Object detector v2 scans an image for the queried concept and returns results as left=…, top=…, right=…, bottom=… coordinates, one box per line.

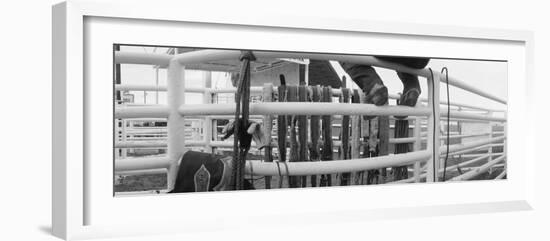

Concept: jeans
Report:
left=340, top=56, right=429, bottom=94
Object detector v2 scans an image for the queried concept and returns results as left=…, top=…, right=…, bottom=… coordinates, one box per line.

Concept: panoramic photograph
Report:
left=113, top=45, right=507, bottom=195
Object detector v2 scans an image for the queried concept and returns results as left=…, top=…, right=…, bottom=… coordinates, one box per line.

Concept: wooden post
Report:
left=262, top=83, right=274, bottom=189
left=309, top=86, right=322, bottom=187
left=340, top=88, right=351, bottom=185
left=203, top=71, right=213, bottom=153
left=277, top=85, right=288, bottom=188
left=426, top=72, right=441, bottom=182
left=320, top=86, right=333, bottom=187
left=298, top=85, right=309, bottom=187
left=167, top=59, right=186, bottom=190
left=287, top=86, right=300, bottom=188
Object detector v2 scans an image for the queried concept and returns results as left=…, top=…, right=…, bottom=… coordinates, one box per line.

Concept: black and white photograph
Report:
left=2, top=0, right=546, bottom=240
left=113, top=45, right=507, bottom=195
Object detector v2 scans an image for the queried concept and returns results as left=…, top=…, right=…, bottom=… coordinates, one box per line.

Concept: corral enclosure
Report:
left=113, top=45, right=507, bottom=195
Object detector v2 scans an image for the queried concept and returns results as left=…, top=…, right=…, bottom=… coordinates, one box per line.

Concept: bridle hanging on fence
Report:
left=231, top=51, right=256, bottom=190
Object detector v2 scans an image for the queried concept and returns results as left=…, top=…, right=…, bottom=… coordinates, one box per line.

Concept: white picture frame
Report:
left=52, top=0, right=535, bottom=240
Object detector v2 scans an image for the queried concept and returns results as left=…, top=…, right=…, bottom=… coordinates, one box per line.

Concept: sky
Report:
left=119, top=46, right=507, bottom=113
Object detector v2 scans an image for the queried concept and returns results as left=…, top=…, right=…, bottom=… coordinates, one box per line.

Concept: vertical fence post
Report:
left=167, top=59, right=186, bottom=191
left=203, top=71, right=213, bottom=153
left=426, top=72, right=441, bottom=182
left=413, top=102, right=422, bottom=183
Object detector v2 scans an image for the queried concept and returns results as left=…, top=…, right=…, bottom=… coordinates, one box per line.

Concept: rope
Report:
left=231, top=51, right=256, bottom=190
left=441, top=67, right=451, bottom=181
left=427, top=67, right=451, bottom=182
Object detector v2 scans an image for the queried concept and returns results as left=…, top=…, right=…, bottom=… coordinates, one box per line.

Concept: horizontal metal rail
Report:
left=116, top=168, right=168, bottom=176
left=442, top=111, right=506, bottom=122
left=495, top=170, right=507, bottom=179
left=115, top=141, right=168, bottom=148
left=115, top=103, right=503, bottom=123
left=245, top=150, right=431, bottom=176
left=450, top=155, right=506, bottom=181
left=115, top=50, right=506, bottom=104
left=116, top=84, right=505, bottom=113
left=115, top=106, right=170, bottom=118
left=170, top=50, right=506, bottom=104
left=389, top=94, right=504, bottom=112
left=179, top=103, right=432, bottom=116
left=115, top=52, right=172, bottom=66
left=440, top=136, right=506, bottom=154
left=115, top=156, right=171, bottom=171
left=115, top=84, right=211, bottom=93
left=448, top=144, right=492, bottom=156
left=391, top=153, right=501, bottom=184
left=114, top=137, right=505, bottom=174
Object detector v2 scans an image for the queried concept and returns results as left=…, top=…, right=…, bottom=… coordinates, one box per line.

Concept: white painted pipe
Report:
left=113, top=140, right=505, bottom=174
left=208, top=87, right=263, bottom=94
left=167, top=59, right=186, bottom=190
left=116, top=84, right=168, bottom=92
left=120, top=118, right=167, bottom=122
left=391, top=153, right=502, bottom=184
left=441, top=136, right=505, bottom=155
left=450, top=155, right=506, bottom=181
left=442, top=133, right=492, bottom=139
left=115, top=51, right=172, bottom=66
left=115, top=84, right=207, bottom=93
left=118, top=49, right=506, bottom=104
left=442, top=111, right=506, bottom=122
left=117, top=86, right=503, bottom=113
left=115, top=141, right=167, bottom=148
left=123, top=130, right=167, bottom=135
left=115, top=106, right=170, bottom=118
left=447, top=144, right=492, bottom=156
left=115, top=156, right=171, bottom=171
left=426, top=72, right=441, bottom=182
left=459, top=153, right=503, bottom=158
left=244, top=150, right=431, bottom=176
left=413, top=103, right=422, bottom=183
left=256, top=51, right=506, bottom=104
left=116, top=168, right=168, bottom=176
left=178, top=103, right=432, bottom=116
left=495, top=170, right=507, bottom=179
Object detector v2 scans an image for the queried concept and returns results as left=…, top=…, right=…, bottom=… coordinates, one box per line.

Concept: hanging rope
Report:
left=441, top=67, right=451, bottom=181
left=231, top=51, right=256, bottom=190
